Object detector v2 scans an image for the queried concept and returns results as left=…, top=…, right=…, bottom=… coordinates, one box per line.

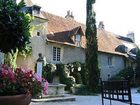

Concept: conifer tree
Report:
left=85, top=0, right=100, bottom=92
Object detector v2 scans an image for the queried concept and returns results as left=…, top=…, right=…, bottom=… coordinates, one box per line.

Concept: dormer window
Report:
left=75, top=34, right=81, bottom=41
left=33, top=9, right=40, bottom=15
left=75, top=34, right=81, bottom=47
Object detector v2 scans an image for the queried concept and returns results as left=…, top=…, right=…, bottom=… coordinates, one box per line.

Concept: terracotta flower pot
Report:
left=0, top=93, right=31, bottom=105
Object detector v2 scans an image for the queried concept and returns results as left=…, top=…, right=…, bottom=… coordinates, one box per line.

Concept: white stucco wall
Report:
left=63, top=46, right=85, bottom=64
left=16, top=35, right=47, bottom=70
left=98, top=52, right=125, bottom=80
left=44, top=42, right=85, bottom=64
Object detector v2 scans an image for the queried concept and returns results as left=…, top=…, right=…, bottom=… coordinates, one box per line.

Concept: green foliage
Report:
left=18, top=46, right=32, bottom=57
left=136, top=49, right=140, bottom=78
left=0, top=0, right=31, bottom=53
left=86, top=0, right=100, bottom=92
left=110, top=67, right=134, bottom=80
left=69, top=62, right=82, bottom=84
left=72, top=84, right=97, bottom=95
left=42, top=62, right=88, bottom=91
left=42, top=63, right=55, bottom=83
left=31, top=79, right=42, bottom=97
left=56, top=64, right=75, bottom=90
left=135, top=49, right=140, bottom=85
left=80, top=63, right=88, bottom=85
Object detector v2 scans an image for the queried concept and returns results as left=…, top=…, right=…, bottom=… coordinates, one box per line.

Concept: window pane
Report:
left=53, top=47, right=56, bottom=61
left=53, top=47, right=61, bottom=61
left=57, top=48, right=61, bottom=61
left=76, top=34, right=80, bottom=41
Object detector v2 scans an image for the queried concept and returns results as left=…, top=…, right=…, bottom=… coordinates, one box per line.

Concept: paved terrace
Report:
left=30, top=88, right=140, bottom=105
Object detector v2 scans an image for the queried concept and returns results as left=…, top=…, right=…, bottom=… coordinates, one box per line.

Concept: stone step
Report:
left=31, top=96, right=75, bottom=102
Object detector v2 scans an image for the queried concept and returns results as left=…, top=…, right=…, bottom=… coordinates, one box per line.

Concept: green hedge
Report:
left=42, top=62, right=88, bottom=91
left=110, top=67, right=134, bottom=81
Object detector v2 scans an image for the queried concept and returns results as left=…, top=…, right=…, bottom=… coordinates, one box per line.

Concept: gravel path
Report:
left=30, top=95, right=128, bottom=105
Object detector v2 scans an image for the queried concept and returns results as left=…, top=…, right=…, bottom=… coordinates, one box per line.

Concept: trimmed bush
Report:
left=56, top=64, right=75, bottom=90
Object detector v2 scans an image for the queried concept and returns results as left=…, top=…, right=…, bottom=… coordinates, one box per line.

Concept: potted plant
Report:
left=0, top=64, right=48, bottom=105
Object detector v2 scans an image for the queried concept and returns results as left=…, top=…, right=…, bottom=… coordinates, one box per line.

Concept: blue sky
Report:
left=19, top=0, right=140, bottom=47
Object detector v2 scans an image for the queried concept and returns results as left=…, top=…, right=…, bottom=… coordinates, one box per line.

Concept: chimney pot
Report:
left=65, top=10, right=74, bottom=19
left=127, top=32, right=135, bottom=42
left=98, top=21, right=104, bottom=29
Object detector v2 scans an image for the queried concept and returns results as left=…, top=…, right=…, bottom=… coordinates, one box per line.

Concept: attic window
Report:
left=75, top=34, right=81, bottom=41
left=33, top=9, right=40, bottom=15
left=75, top=34, right=81, bottom=47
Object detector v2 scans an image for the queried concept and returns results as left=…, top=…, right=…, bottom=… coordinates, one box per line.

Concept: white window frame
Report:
left=53, top=47, right=61, bottom=62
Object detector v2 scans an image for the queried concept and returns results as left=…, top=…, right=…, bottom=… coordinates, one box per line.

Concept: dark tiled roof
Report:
left=47, top=30, right=74, bottom=45
left=97, top=29, right=126, bottom=56
left=116, top=36, right=133, bottom=43
left=41, top=11, right=86, bottom=33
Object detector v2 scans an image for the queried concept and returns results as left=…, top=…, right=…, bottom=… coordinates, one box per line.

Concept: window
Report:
left=37, top=32, right=40, bottom=36
left=53, top=47, right=61, bottom=61
left=75, top=34, right=81, bottom=47
left=33, top=10, right=40, bottom=15
left=108, top=56, right=112, bottom=66
left=75, top=34, right=81, bottom=41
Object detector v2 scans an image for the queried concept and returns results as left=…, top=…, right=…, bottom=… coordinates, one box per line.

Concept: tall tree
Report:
left=85, top=0, right=100, bottom=92
left=0, top=0, right=31, bottom=68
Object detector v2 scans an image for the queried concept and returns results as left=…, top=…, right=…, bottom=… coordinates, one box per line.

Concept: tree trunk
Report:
left=4, top=49, right=18, bottom=69
left=86, top=0, right=100, bottom=92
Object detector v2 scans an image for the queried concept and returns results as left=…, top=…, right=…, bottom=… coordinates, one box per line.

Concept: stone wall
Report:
left=44, top=42, right=85, bottom=64
left=98, top=52, right=125, bottom=80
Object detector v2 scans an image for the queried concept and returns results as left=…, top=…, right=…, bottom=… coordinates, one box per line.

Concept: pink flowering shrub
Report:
left=0, top=64, right=48, bottom=96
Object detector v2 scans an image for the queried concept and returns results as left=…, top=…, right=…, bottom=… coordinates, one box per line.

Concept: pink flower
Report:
left=34, top=73, right=42, bottom=82
left=43, top=81, right=48, bottom=95
left=0, top=64, right=48, bottom=96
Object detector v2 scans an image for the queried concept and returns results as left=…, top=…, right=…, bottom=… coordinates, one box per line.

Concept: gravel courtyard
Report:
left=30, top=88, right=140, bottom=105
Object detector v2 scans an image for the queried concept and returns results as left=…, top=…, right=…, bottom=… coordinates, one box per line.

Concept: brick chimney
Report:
left=98, top=21, right=104, bottom=30
left=65, top=10, right=74, bottom=19
left=127, top=32, right=135, bottom=42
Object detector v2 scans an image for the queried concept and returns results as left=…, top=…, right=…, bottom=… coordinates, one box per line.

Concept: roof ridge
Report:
left=41, top=11, right=85, bottom=26
left=24, top=0, right=33, bottom=6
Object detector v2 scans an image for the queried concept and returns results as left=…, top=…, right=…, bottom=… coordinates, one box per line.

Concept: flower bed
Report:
left=0, top=64, right=48, bottom=97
